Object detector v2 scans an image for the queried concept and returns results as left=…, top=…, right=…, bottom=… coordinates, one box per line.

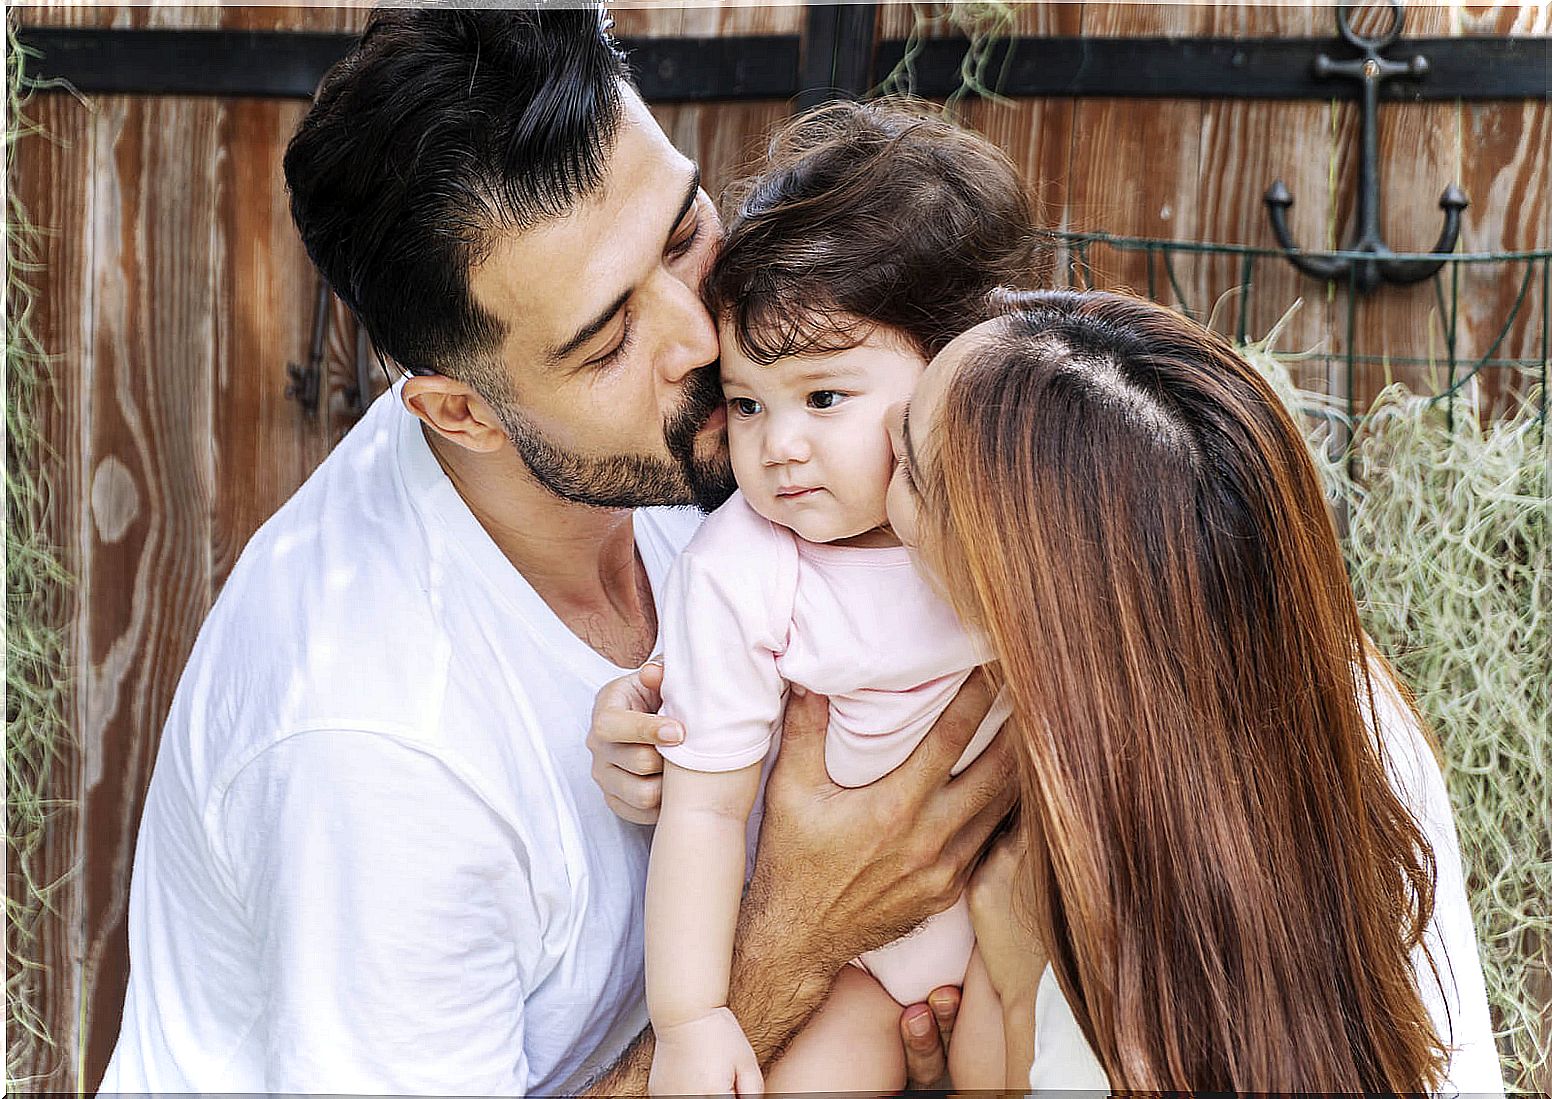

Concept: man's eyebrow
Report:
left=545, top=166, right=703, bottom=367
left=667, top=166, right=701, bottom=250
left=549, top=287, right=631, bottom=366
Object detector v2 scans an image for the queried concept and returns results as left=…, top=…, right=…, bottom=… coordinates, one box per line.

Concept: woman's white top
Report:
left=1026, top=671, right=1506, bottom=1095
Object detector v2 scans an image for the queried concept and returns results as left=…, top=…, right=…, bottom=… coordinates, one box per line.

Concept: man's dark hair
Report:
left=705, top=98, right=1038, bottom=365
left=283, top=7, right=631, bottom=383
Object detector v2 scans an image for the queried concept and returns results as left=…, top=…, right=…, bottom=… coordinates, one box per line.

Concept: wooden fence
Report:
left=8, top=2, right=1549, bottom=1092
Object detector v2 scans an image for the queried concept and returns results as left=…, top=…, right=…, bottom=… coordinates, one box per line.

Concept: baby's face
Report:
left=719, top=320, right=925, bottom=545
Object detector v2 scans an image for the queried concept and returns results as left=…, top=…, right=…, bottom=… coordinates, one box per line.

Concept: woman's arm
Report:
left=966, top=826, right=1047, bottom=1087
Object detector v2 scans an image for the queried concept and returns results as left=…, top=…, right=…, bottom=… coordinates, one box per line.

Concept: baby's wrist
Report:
left=653, top=1003, right=736, bottom=1036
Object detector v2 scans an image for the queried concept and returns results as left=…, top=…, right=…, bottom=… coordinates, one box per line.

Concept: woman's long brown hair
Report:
left=926, top=290, right=1447, bottom=1091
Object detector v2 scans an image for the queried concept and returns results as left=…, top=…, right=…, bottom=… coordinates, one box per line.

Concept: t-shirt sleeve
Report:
left=1369, top=673, right=1507, bottom=1096
left=217, top=730, right=539, bottom=1095
left=657, top=505, right=795, bottom=773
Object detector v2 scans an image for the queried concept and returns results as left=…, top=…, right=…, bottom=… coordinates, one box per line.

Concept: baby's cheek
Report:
left=725, top=420, right=759, bottom=489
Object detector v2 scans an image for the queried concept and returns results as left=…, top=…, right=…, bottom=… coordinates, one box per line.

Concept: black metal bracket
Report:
left=284, top=275, right=331, bottom=414
left=10, top=28, right=800, bottom=102
left=798, top=3, right=878, bottom=110
left=15, top=24, right=1545, bottom=103
left=1264, top=1, right=1470, bottom=293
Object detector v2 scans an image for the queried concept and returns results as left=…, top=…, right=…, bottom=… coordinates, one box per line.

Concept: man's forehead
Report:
left=466, top=95, right=694, bottom=360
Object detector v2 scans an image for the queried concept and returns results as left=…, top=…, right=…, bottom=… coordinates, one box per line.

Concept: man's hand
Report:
left=901, top=987, right=961, bottom=1090
left=730, top=672, right=1017, bottom=1063
left=751, top=672, right=1016, bottom=970
left=587, top=662, right=678, bottom=824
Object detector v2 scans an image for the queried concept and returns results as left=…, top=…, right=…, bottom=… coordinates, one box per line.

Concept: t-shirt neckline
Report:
left=391, top=387, right=671, bottom=681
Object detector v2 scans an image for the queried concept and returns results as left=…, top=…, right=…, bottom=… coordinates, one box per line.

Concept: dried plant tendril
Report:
left=6, top=25, right=76, bottom=1090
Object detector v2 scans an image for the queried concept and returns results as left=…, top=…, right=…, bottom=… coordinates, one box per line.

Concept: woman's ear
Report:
left=400, top=374, right=510, bottom=454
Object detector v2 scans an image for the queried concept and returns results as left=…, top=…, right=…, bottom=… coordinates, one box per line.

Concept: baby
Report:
left=646, top=100, right=1034, bottom=1095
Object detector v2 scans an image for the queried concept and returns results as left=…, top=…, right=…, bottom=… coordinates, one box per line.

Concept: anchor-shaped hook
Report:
left=1264, top=0, right=1468, bottom=293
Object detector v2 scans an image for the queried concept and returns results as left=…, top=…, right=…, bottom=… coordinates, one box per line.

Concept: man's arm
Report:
left=584, top=674, right=1016, bottom=1092
left=222, top=730, right=538, bottom=1094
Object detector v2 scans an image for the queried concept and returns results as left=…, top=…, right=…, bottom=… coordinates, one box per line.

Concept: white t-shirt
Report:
left=1026, top=670, right=1506, bottom=1096
left=98, top=383, right=702, bottom=1095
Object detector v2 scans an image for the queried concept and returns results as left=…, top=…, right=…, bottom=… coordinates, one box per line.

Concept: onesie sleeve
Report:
left=657, top=496, right=798, bottom=773
left=218, top=730, right=539, bottom=1095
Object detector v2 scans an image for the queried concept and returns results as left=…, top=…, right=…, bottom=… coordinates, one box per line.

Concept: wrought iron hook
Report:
left=1264, top=0, right=1468, bottom=294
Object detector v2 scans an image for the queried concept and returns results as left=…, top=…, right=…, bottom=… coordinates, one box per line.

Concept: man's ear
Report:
left=400, top=374, right=510, bottom=454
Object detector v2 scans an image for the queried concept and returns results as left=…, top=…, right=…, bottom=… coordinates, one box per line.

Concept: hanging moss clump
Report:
left=6, top=24, right=75, bottom=1090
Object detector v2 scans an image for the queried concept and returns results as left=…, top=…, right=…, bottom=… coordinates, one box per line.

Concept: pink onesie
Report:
left=658, top=492, right=1006, bottom=1005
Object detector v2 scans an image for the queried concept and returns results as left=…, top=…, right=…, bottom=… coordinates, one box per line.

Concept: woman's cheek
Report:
left=885, top=471, right=920, bottom=550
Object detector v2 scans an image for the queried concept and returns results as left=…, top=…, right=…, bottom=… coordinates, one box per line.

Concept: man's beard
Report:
left=486, top=365, right=736, bottom=513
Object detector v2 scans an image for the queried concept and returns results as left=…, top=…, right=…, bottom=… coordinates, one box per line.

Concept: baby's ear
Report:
left=401, top=375, right=509, bottom=454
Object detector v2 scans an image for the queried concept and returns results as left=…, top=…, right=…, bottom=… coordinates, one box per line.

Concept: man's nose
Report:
left=656, top=268, right=719, bottom=386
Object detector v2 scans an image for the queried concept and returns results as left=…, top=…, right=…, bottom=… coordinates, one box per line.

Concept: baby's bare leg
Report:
left=764, top=965, right=906, bottom=1093
left=948, top=945, right=1008, bottom=1089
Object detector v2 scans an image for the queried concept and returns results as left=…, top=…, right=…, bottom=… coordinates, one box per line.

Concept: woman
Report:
left=883, top=288, right=1504, bottom=1092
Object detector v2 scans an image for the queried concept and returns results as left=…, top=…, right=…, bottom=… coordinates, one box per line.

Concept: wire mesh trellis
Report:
left=1042, top=231, right=1552, bottom=433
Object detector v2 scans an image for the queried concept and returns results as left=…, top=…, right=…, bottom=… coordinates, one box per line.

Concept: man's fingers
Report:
left=901, top=1004, right=949, bottom=1090
left=943, top=780, right=1020, bottom=889
left=927, top=985, right=959, bottom=1052
left=773, top=688, right=832, bottom=782
left=603, top=794, right=657, bottom=826
left=611, top=743, right=665, bottom=778
left=948, top=718, right=1017, bottom=808
left=905, top=668, right=996, bottom=782
left=590, top=666, right=666, bottom=723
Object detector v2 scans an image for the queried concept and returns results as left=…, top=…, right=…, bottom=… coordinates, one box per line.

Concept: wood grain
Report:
left=76, top=93, right=226, bottom=1094
left=1196, top=3, right=1333, bottom=385
left=10, top=3, right=1550, bottom=1094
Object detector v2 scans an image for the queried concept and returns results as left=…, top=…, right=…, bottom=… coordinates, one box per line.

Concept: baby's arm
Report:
left=646, top=759, right=765, bottom=1096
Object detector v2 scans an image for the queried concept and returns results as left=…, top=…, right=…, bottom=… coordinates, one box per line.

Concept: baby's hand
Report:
left=650, top=1007, right=764, bottom=1097
left=587, top=661, right=685, bottom=825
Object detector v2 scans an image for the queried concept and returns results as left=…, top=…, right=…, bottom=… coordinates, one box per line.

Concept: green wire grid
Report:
left=1044, top=230, right=1551, bottom=435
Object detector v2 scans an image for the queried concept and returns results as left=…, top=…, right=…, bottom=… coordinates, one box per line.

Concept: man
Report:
left=98, top=7, right=1009, bottom=1095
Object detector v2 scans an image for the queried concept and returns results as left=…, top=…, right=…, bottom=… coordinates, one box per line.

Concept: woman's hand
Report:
left=966, top=822, right=1046, bottom=1012
left=587, top=662, right=680, bottom=824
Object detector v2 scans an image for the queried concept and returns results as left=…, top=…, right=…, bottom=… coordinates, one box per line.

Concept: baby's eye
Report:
left=808, top=391, right=845, bottom=410
left=730, top=397, right=762, bottom=417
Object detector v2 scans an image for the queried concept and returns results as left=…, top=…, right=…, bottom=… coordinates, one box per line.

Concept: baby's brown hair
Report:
left=706, top=98, right=1038, bottom=364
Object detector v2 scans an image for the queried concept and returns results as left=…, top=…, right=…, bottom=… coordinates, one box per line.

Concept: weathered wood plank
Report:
left=211, top=98, right=338, bottom=590
left=1197, top=4, right=1334, bottom=388
left=14, top=4, right=369, bottom=31
left=1063, top=6, right=1216, bottom=307
left=1451, top=5, right=1549, bottom=418
left=74, top=94, right=223, bottom=1092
